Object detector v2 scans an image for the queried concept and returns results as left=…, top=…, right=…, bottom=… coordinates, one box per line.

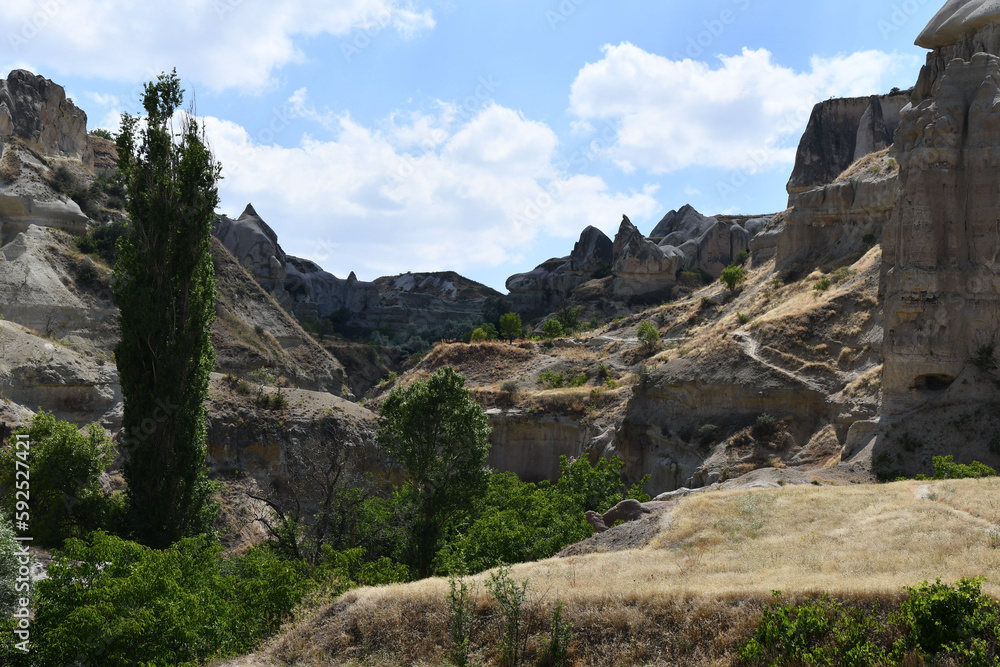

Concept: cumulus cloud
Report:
left=201, top=101, right=659, bottom=280
left=0, top=0, right=434, bottom=93
left=569, top=43, right=917, bottom=174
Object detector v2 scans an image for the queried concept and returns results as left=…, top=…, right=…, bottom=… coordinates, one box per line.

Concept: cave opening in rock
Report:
left=913, top=374, right=956, bottom=391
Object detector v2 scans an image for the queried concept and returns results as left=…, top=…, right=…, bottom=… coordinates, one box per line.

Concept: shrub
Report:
left=973, top=344, right=997, bottom=371
left=470, top=328, right=488, bottom=342
left=734, top=250, right=750, bottom=266
left=556, top=306, right=584, bottom=334
left=543, top=319, right=564, bottom=339
left=568, top=373, right=588, bottom=388
left=0, top=412, right=117, bottom=546
left=538, top=370, right=565, bottom=389
left=636, top=320, right=660, bottom=350
left=737, top=312, right=750, bottom=325
left=862, top=233, right=877, bottom=246
left=752, top=413, right=780, bottom=439
left=697, top=424, right=720, bottom=446
left=543, top=601, right=574, bottom=667
left=720, top=264, right=746, bottom=290
left=814, top=277, right=831, bottom=291
left=499, top=312, right=522, bottom=342
left=0, top=516, right=18, bottom=615
left=89, top=128, right=114, bottom=140
left=891, top=578, right=996, bottom=658
left=930, top=456, right=995, bottom=480
left=76, top=220, right=128, bottom=265
left=447, top=575, right=476, bottom=667
left=501, top=380, right=519, bottom=396
left=487, top=565, right=530, bottom=667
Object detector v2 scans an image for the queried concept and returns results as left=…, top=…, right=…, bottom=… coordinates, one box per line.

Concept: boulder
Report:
left=916, top=0, right=1000, bottom=48
left=584, top=499, right=651, bottom=533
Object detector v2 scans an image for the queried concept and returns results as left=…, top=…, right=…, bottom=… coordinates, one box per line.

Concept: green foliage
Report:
left=556, top=306, right=584, bottom=334
left=591, top=261, right=612, bottom=280
left=0, top=515, right=18, bottom=615
left=737, top=311, right=750, bottom=325
left=0, top=412, right=118, bottom=546
left=739, top=592, right=885, bottom=666
left=543, top=318, right=564, bottom=339
left=30, top=532, right=309, bottom=666
left=974, top=344, right=997, bottom=372
left=482, top=295, right=511, bottom=329
left=487, top=565, right=530, bottom=667
left=470, top=327, right=488, bottom=342
left=89, top=128, right=114, bottom=140
left=543, top=601, right=574, bottom=667
left=891, top=578, right=997, bottom=659
left=720, top=264, right=747, bottom=290
left=376, top=367, right=491, bottom=577
left=734, top=250, right=750, bottom=266
left=114, top=70, right=220, bottom=547
left=499, top=312, right=522, bottom=342
left=76, top=220, right=128, bottom=266
left=636, top=320, right=660, bottom=350
left=480, top=322, right=499, bottom=340
left=378, top=371, right=398, bottom=388
left=930, top=456, right=996, bottom=480
left=752, top=413, right=780, bottom=439
left=568, top=373, right=588, bottom=388
left=501, top=379, right=520, bottom=396
left=447, top=575, right=476, bottom=667
left=538, top=370, right=565, bottom=389
left=814, top=277, right=832, bottom=291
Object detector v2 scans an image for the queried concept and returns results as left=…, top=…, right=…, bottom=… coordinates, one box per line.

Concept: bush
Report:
left=973, top=344, right=997, bottom=371
left=814, top=277, right=831, bottom=291
left=501, top=380, right=519, bottom=396
left=488, top=565, right=530, bottom=667
left=543, top=319, right=564, bottom=339
left=752, top=413, right=779, bottom=439
left=636, top=320, right=660, bottom=350
left=76, top=220, right=128, bottom=266
left=0, top=412, right=117, bottom=546
left=720, top=264, right=746, bottom=290
left=470, top=328, right=488, bottom=342
left=89, top=128, right=114, bottom=140
left=863, top=233, right=877, bottom=246
left=891, top=578, right=996, bottom=658
left=31, top=532, right=310, bottom=666
left=0, top=515, right=18, bottom=615
left=538, top=370, right=565, bottom=389
left=930, top=455, right=996, bottom=480
left=697, top=424, right=720, bottom=446
left=499, top=312, right=522, bottom=342
left=734, top=250, right=750, bottom=266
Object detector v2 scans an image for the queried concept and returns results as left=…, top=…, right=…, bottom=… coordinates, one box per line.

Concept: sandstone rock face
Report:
left=917, top=0, right=1000, bottom=48
left=778, top=167, right=898, bottom=268
left=506, top=226, right=612, bottom=315
left=882, top=36, right=1000, bottom=414
left=611, top=216, right=685, bottom=298
left=787, top=93, right=909, bottom=197
left=485, top=410, right=601, bottom=482
left=0, top=70, right=89, bottom=160
left=206, top=375, right=388, bottom=514
left=652, top=206, right=762, bottom=278
left=0, top=225, right=116, bottom=346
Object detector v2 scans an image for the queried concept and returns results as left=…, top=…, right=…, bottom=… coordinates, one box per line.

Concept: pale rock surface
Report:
left=882, top=41, right=1000, bottom=413
left=0, top=70, right=89, bottom=160
left=611, top=216, right=685, bottom=298
left=917, top=0, right=1000, bottom=48
left=652, top=205, right=754, bottom=277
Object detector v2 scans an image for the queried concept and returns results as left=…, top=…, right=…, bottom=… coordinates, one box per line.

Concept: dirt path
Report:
left=732, top=330, right=825, bottom=393
left=915, top=484, right=999, bottom=531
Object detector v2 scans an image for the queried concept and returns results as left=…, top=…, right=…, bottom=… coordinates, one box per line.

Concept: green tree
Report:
left=0, top=515, right=18, bottom=615
left=499, top=312, right=522, bottom=343
left=114, top=70, right=221, bottom=547
left=470, top=327, right=488, bottom=342
left=636, top=320, right=660, bottom=351
left=720, top=264, right=747, bottom=290
left=376, top=367, right=492, bottom=577
left=543, top=318, right=564, bottom=339
left=0, top=412, right=117, bottom=546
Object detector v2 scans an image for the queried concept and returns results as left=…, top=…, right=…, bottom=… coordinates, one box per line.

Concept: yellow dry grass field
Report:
left=228, top=478, right=1000, bottom=666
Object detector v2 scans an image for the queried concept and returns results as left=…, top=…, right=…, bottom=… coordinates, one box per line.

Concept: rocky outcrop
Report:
left=206, top=376, right=386, bottom=512
left=778, top=156, right=898, bottom=268
left=585, top=499, right=650, bottom=533
left=506, top=226, right=612, bottom=315
left=786, top=92, right=909, bottom=197
left=611, top=215, right=684, bottom=299
left=485, top=410, right=602, bottom=482
left=652, top=206, right=767, bottom=277
left=917, top=0, right=1000, bottom=48
left=881, top=19, right=1000, bottom=414
left=0, top=70, right=89, bottom=161
left=214, top=204, right=500, bottom=333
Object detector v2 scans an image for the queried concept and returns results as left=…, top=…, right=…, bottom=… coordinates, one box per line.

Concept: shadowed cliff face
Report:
left=882, top=27, right=1000, bottom=415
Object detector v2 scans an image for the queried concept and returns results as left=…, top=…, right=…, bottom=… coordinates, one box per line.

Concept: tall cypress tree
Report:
left=114, top=70, right=220, bottom=547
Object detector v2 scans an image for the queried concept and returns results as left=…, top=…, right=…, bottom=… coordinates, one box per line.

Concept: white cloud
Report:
left=0, top=0, right=435, bottom=93
left=203, top=103, right=659, bottom=280
left=569, top=43, right=917, bottom=174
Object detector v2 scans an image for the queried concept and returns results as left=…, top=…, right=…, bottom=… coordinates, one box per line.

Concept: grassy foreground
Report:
left=223, top=478, right=1000, bottom=666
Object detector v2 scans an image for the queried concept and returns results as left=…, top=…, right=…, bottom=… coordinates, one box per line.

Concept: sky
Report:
left=0, top=0, right=941, bottom=292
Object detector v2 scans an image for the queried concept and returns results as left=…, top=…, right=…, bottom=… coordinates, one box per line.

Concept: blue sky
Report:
left=1, top=0, right=940, bottom=292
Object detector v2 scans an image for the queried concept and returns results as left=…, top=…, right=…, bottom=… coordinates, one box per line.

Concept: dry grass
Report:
left=228, top=479, right=1000, bottom=666
left=833, top=147, right=898, bottom=183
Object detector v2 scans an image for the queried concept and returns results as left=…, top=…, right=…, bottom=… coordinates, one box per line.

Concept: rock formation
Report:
left=786, top=92, right=909, bottom=197
left=584, top=499, right=650, bottom=533
left=506, top=226, right=613, bottom=315
left=611, top=215, right=685, bottom=299
left=0, top=70, right=89, bottom=161
left=882, top=14, right=1000, bottom=415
